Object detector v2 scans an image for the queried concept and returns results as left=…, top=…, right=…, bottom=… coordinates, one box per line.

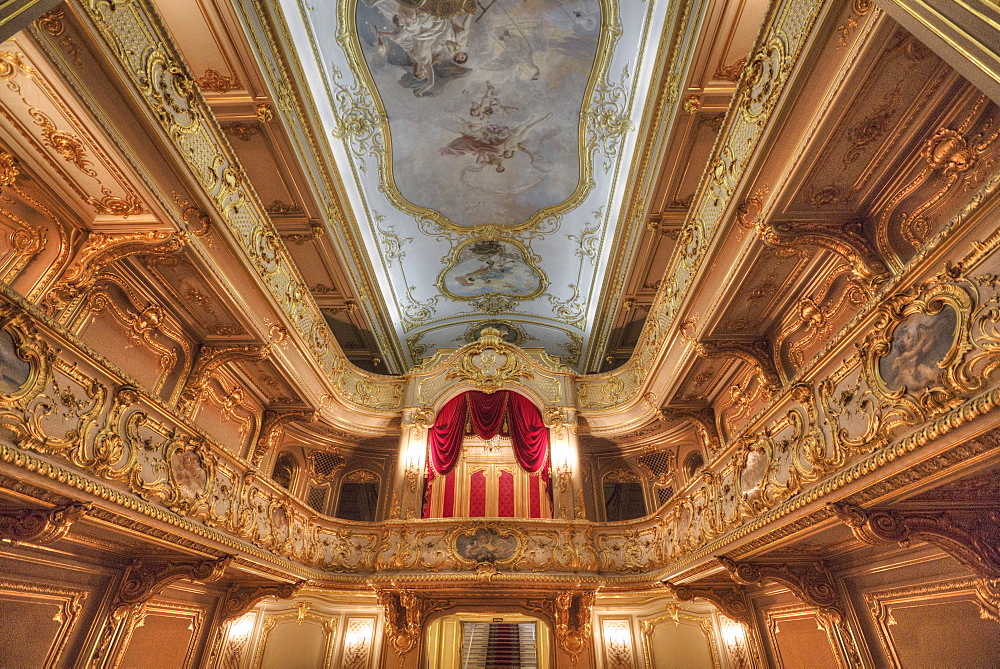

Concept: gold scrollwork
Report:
left=446, top=522, right=525, bottom=569
left=446, top=327, right=533, bottom=393
left=863, top=280, right=974, bottom=422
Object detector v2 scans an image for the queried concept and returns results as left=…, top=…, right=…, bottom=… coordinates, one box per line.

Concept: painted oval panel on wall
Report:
left=354, top=0, right=602, bottom=228
left=877, top=306, right=957, bottom=393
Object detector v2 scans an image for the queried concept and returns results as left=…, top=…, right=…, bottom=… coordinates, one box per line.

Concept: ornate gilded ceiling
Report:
left=279, top=0, right=673, bottom=369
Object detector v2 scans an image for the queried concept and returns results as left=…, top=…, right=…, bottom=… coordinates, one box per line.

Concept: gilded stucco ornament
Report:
left=0, top=500, right=91, bottom=545
left=830, top=501, right=1000, bottom=622
left=447, top=523, right=524, bottom=569
left=849, top=277, right=978, bottom=439
left=78, top=0, right=406, bottom=411
left=375, top=589, right=450, bottom=656
left=446, top=327, right=533, bottom=393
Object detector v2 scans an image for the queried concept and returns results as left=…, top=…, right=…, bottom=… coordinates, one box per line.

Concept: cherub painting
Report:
left=170, top=448, right=208, bottom=500
left=355, top=0, right=601, bottom=227
left=878, top=307, right=957, bottom=392
left=455, top=527, right=517, bottom=563
left=0, top=330, right=29, bottom=394
left=442, top=240, right=543, bottom=297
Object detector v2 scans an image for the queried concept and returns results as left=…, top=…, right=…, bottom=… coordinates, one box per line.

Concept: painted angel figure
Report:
left=372, top=1, right=474, bottom=96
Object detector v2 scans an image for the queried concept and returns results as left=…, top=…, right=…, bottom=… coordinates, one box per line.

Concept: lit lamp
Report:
left=550, top=439, right=575, bottom=492
left=719, top=616, right=749, bottom=669
left=228, top=613, right=255, bottom=640
left=344, top=619, right=375, bottom=663
left=403, top=430, right=425, bottom=492
left=602, top=620, right=633, bottom=668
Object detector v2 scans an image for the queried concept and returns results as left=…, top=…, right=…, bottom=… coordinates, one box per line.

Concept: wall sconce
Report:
left=344, top=618, right=375, bottom=667
left=550, top=438, right=576, bottom=492
left=719, top=616, right=749, bottom=669
left=403, top=431, right=425, bottom=493
left=602, top=620, right=634, bottom=669
left=228, top=613, right=255, bottom=640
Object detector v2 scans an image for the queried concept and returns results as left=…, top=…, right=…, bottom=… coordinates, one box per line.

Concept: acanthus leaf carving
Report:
left=446, top=327, right=533, bottom=394
left=176, top=343, right=271, bottom=417
left=526, top=590, right=596, bottom=660
left=374, top=588, right=450, bottom=656
left=250, top=409, right=319, bottom=468
left=90, top=555, right=231, bottom=668
left=46, top=231, right=185, bottom=311
left=0, top=500, right=91, bottom=545
left=696, top=339, right=782, bottom=392
left=218, top=580, right=306, bottom=622
left=830, top=501, right=1000, bottom=621
left=664, top=581, right=752, bottom=623
left=757, top=218, right=889, bottom=288
left=717, top=556, right=862, bottom=666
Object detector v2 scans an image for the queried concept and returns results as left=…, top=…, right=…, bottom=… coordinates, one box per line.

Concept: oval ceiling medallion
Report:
left=352, top=0, right=603, bottom=228
left=439, top=239, right=546, bottom=299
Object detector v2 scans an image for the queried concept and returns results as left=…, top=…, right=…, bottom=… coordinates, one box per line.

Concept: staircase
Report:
left=462, top=622, right=538, bottom=668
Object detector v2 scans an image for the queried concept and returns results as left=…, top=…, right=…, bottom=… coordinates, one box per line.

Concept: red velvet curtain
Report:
left=426, top=390, right=549, bottom=475
left=428, top=393, right=467, bottom=475
left=508, top=392, right=549, bottom=473
left=466, top=390, right=507, bottom=438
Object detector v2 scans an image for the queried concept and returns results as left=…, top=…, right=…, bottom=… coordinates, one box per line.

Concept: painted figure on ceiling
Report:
left=371, top=0, right=476, bottom=96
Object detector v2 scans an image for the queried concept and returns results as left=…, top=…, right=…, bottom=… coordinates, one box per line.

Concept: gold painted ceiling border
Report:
left=333, top=0, right=621, bottom=235
left=580, top=0, right=699, bottom=371
left=74, top=0, right=405, bottom=412
left=575, top=0, right=866, bottom=412
left=246, top=0, right=409, bottom=373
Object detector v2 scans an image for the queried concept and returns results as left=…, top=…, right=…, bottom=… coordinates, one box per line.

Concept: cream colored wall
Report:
left=219, top=596, right=383, bottom=669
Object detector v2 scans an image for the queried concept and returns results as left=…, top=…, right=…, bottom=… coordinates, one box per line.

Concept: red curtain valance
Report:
left=427, top=390, right=549, bottom=475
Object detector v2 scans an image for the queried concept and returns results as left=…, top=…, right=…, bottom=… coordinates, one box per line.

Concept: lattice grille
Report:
left=306, top=486, right=327, bottom=512
left=656, top=486, right=674, bottom=506
left=637, top=451, right=673, bottom=478
left=310, top=451, right=345, bottom=482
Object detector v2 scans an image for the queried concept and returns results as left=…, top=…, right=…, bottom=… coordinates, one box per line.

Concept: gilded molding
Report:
left=90, top=555, right=231, bottom=668
left=76, top=0, right=406, bottom=411
left=664, top=581, right=752, bottom=623
left=696, top=339, right=782, bottom=392
left=525, top=590, right=596, bottom=661
left=46, top=231, right=185, bottom=309
left=250, top=408, right=319, bottom=468
left=830, top=501, right=1000, bottom=621
left=756, top=218, right=889, bottom=288
left=717, top=556, right=862, bottom=665
left=176, top=343, right=271, bottom=416
left=218, top=580, right=305, bottom=622
left=0, top=499, right=91, bottom=544
left=374, top=588, right=449, bottom=656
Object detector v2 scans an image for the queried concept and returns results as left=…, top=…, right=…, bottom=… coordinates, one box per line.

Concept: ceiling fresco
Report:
left=282, top=0, right=672, bottom=369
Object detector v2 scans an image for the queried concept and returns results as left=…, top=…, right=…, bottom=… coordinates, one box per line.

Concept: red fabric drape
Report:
left=466, top=390, right=508, bottom=438
left=508, top=392, right=549, bottom=473
left=427, top=390, right=549, bottom=475
left=428, top=393, right=467, bottom=475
